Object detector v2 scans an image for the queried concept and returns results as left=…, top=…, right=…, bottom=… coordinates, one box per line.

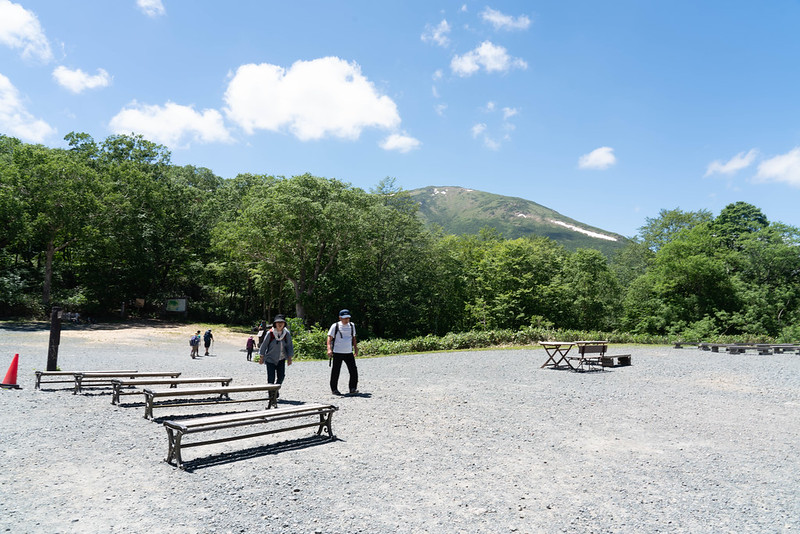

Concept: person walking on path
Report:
left=189, top=330, right=201, bottom=359
left=258, top=315, right=293, bottom=386
left=245, top=336, right=256, bottom=361
left=203, top=329, right=214, bottom=356
left=327, top=309, right=359, bottom=395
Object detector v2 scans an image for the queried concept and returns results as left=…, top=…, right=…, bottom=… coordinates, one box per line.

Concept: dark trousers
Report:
left=266, top=360, right=286, bottom=384
left=330, top=352, right=358, bottom=392
left=246, top=348, right=253, bottom=361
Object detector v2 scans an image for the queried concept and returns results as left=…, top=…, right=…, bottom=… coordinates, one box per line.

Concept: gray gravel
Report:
left=1, top=323, right=798, bottom=533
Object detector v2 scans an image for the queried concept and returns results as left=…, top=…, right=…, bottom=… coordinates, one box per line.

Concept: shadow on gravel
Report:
left=0, top=319, right=191, bottom=332
left=178, top=434, right=339, bottom=472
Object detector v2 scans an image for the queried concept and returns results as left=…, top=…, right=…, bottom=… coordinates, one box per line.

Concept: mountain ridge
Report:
left=407, top=186, right=629, bottom=254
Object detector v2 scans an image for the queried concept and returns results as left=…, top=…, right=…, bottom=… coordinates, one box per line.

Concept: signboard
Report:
left=165, top=298, right=187, bottom=312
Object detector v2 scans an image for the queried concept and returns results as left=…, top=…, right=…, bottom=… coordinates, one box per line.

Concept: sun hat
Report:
left=339, top=309, right=351, bottom=318
left=272, top=314, right=287, bottom=325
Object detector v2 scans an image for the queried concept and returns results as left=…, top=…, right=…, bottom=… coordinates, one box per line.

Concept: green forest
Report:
left=2, top=132, right=799, bottom=344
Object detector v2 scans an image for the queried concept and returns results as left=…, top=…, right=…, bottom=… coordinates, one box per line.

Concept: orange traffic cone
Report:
left=1, top=354, right=21, bottom=389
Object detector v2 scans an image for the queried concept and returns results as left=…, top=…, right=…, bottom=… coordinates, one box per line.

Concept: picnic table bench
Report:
left=110, top=376, right=233, bottom=405
left=541, top=341, right=631, bottom=372
left=142, top=384, right=280, bottom=420
left=74, top=371, right=181, bottom=394
left=163, top=403, right=338, bottom=469
left=35, top=370, right=137, bottom=390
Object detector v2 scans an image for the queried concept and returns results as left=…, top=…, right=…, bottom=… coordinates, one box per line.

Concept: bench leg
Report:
left=268, top=391, right=277, bottom=409
left=165, top=427, right=184, bottom=468
left=111, top=384, right=120, bottom=404
left=317, top=412, right=334, bottom=439
left=144, top=395, right=154, bottom=419
left=35, top=372, right=42, bottom=390
left=73, top=375, right=82, bottom=394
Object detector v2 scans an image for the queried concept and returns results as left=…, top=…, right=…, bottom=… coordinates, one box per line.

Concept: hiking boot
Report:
left=349, top=389, right=359, bottom=395
left=332, top=389, right=341, bottom=395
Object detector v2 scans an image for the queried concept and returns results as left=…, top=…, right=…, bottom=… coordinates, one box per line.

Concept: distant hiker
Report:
left=327, top=309, right=359, bottom=395
left=257, top=320, right=267, bottom=347
left=189, top=330, right=201, bottom=359
left=246, top=336, right=256, bottom=361
left=203, top=329, right=214, bottom=356
left=258, top=315, right=293, bottom=386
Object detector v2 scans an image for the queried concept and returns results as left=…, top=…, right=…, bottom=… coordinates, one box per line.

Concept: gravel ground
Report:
left=0, top=322, right=798, bottom=533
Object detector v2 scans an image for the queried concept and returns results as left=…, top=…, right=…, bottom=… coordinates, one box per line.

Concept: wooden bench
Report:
left=110, top=376, right=233, bottom=405
left=142, top=384, right=280, bottom=420
left=601, top=354, right=632, bottom=367
left=35, top=370, right=138, bottom=390
left=566, top=342, right=607, bottom=371
left=163, top=403, right=338, bottom=469
left=74, top=372, right=181, bottom=394
left=673, top=342, right=698, bottom=349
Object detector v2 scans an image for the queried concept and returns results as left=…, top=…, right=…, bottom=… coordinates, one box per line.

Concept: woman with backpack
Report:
left=189, top=330, right=201, bottom=359
left=258, top=315, right=293, bottom=386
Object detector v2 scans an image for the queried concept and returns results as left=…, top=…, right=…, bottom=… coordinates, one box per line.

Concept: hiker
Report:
left=257, top=320, right=267, bottom=347
left=327, top=309, right=359, bottom=395
left=189, top=330, right=201, bottom=359
left=246, top=336, right=256, bottom=361
left=203, top=329, right=214, bottom=356
left=258, top=315, right=293, bottom=385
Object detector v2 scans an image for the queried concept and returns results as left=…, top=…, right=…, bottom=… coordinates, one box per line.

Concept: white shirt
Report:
left=328, top=321, right=356, bottom=353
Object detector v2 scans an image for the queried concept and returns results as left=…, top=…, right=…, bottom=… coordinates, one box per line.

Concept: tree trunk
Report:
left=43, top=241, right=55, bottom=306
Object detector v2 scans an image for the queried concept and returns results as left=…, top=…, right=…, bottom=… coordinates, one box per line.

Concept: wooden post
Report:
left=46, top=306, right=62, bottom=371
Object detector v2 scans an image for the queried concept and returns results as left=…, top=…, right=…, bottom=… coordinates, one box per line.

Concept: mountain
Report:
left=407, top=186, right=630, bottom=255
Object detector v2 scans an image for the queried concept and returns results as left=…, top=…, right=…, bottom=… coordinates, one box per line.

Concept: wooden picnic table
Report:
left=539, top=341, right=576, bottom=369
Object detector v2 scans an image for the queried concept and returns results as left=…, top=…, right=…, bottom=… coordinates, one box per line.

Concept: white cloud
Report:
left=485, top=101, right=496, bottom=112
left=109, top=101, right=232, bottom=148
left=451, top=41, right=527, bottom=77
left=380, top=133, right=421, bottom=153
left=578, top=146, right=617, bottom=170
left=435, top=103, right=447, bottom=116
left=0, top=73, right=55, bottom=141
left=223, top=57, right=401, bottom=141
left=471, top=123, right=487, bottom=138
left=0, top=0, right=52, bottom=61
left=704, top=149, right=758, bottom=177
left=137, top=0, right=165, bottom=17
left=460, top=4, right=468, bottom=13
left=421, top=19, right=451, bottom=47
left=755, top=147, right=800, bottom=187
left=432, top=69, right=443, bottom=81
left=502, top=107, right=518, bottom=119
left=483, top=136, right=500, bottom=151
left=52, top=66, right=111, bottom=93
left=480, top=7, right=531, bottom=31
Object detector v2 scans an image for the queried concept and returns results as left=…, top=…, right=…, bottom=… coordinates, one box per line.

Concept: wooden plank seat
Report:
left=74, top=371, right=181, bottom=394
left=35, top=370, right=137, bottom=390
left=673, top=342, right=698, bottom=349
left=143, top=384, right=280, bottom=420
left=163, top=403, right=338, bottom=469
left=772, top=344, right=800, bottom=354
left=110, top=376, right=233, bottom=405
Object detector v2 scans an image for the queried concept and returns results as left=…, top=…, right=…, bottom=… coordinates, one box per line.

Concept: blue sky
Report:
left=2, top=1, right=800, bottom=237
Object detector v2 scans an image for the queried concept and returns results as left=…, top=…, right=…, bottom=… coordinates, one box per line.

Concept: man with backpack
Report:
left=189, top=330, right=201, bottom=359
left=327, top=309, right=359, bottom=395
left=203, top=329, right=214, bottom=356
